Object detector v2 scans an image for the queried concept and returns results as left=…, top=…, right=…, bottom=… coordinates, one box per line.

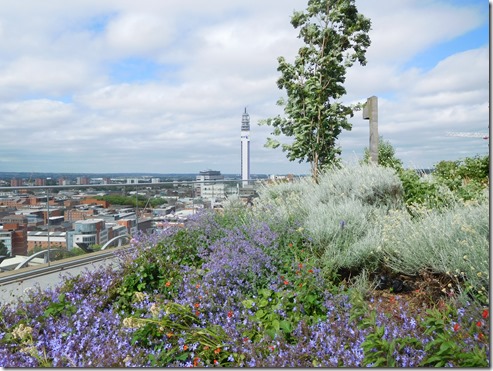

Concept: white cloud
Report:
left=0, top=0, right=487, bottom=174
left=0, top=100, right=73, bottom=129
left=0, top=57, right=100, bottom=98
left=411, top=47, right=488, bottom=97
left=358, top=0, right=484, bottom=64
left=104, top=13, right=174, bottom=57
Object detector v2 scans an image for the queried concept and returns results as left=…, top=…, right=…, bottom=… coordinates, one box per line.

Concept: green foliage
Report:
left=127, top=302, right=231, bottom=367
left=360, top=318, right=421, bottom=367
left=240, top=248, right=328, bottom=343
left=241, top=278, right=326, bottom=344
left=69, top=247, right=89, bottom=256
left=398, top=168, right=455, bottom=210
left=95, top=194, right=142, bottom=207
left=362, top=136, right=403, bottom=171
left=433, top=155, right=489, bottom=202
left=419, top=305, right=489, bottom=367
left=396, top=155, right=489, bottom=211
left=115, top=229, right=204, bottom=311
left=43, top=293, right=77, bottom=318
left=361, top=139, right=489, bottom=209
left=242, top=289, right=297, bottom=343
left=260, top=0, right=371, bottom=180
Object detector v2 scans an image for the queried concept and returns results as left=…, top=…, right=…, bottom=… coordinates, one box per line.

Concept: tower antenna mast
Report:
left=240, top=108, right=251, bottom=187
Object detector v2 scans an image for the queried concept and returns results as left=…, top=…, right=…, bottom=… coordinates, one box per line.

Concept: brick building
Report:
left=64, top=208, right=96, bottom=222
left=0, top=197, right=28, bottom=209
left=81, top=198, right=110, bottom=208
left=27, top=231, right=67, bottom=252
left=1, top=215, right=28, bottom=256
left=34, top=178, right=46, bottom=186
left=10, top=178, right=23, bottom=187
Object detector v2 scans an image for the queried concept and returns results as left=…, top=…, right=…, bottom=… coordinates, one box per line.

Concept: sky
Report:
left=0, top=0, right=489, bottom=176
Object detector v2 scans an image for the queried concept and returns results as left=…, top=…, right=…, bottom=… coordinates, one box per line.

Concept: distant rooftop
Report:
left=199, top=170, right=221, bottom=175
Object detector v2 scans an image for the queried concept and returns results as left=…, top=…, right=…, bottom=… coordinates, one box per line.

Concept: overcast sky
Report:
left=0, top=0, right=488, bottom=175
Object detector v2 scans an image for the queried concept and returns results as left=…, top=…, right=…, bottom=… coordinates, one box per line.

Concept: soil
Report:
left=341, top=268, right=467, bottom=315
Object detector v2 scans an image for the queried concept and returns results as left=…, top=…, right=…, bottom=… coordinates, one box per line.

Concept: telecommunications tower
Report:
left=241, top=108, right=250, bottom=186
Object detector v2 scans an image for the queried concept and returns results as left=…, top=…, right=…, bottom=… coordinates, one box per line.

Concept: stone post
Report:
left=362, top=96, right=378, bottom=164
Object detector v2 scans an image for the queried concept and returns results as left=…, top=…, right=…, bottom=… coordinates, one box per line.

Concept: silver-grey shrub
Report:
left=250, top=163, right=404, bottom=272
left=305, top=197, right=384, bottom=270
left=379, top=201, right=489, bottom=302
left=251, top=177, right=313, bottom=227
left=312, top=162, right=403, bottom=209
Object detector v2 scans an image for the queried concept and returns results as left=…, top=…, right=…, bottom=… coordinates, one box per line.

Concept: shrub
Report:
left=312, top=163, right=403, bottom=209
left=379, top=202, right=489, bottom=304
left=398, top=168, right=456, bottom=211
left=254, top=163, right=402, bottom=274
left=361, top=136, right=404, bottom=172
left=399, top=155, right=489, bottom=210
left=434, top=155, right=489, bottom=190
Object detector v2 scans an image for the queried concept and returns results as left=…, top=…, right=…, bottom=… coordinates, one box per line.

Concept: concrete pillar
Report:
left=362, top=96, right=378, bottom=164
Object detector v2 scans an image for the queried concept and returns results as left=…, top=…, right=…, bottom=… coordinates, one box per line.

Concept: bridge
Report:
left=0, top=245, right=132, bottom=305
left=6, top=234, right=132, bottom=271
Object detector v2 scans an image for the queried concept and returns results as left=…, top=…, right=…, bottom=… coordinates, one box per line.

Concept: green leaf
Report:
left=175, top=352, right=189, bottom=361
left=271, top=319, right=280, bottom=332
left=255, top=309, right=265, bottom=320
left=259, top=299, right=269, bottom=308
left=265, top=328, right=277, bottom=339
left=242, top=299, right=254, bottom=309
left=279, top=320, right=292, bottom=333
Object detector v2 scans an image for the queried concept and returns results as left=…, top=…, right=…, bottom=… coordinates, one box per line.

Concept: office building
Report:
left=71, top=219, right=108, bottom=249
left=195, top=170, right=224, bottom=199
left=76, top=176, right=89, bottom=185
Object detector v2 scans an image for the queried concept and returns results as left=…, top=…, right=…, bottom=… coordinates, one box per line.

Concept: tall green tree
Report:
left=260, top=0, right=371, bottom=181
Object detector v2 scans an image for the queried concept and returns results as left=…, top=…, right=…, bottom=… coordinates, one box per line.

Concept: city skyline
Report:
left=0, top=0, right=488, bottom=175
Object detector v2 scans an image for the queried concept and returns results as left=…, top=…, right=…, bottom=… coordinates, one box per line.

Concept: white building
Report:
left=200, top=183, right=226, bottom=202
left=195, top=170, right=225, bottom=200
left=71, top=219, right=108, bottom=250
